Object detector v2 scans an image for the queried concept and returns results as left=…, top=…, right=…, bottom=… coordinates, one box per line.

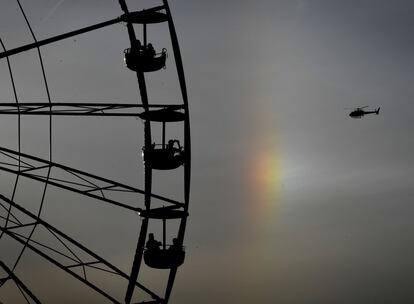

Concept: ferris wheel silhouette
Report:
left=0, top=1, right=190, bottom=303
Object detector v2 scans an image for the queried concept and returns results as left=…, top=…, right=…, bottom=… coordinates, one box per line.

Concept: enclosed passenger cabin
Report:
left=139, top=108, right=185, bottom=170
left=123, top=7, right=168, bottom=73
left=124, top=47, right=167, bottom=73
left=144, top=246, right=185, bottom=269
left=141, top=209, right=188, bottom=269
left=349, top=110, right=363, bottom=118
left=142, top=140, right=184, bottom=170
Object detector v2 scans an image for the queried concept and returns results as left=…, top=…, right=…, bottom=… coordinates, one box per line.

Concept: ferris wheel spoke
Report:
left=0, top=146, right=184, bottom=211
left=0, top=203, right=22, bottom=226
left=5, top=230, right=81, bottom=266
left=0, top=103, right=183, bottom=117
left=0, top=4, right=172, bottom=61
left=0, top=194, right=163, bottom=303
left=0, top=16, right=122, bottom=60
left=0, top=215, right=21, bottom=227
left=3, top=211, right=114, bottom=281
left=0, top=261, right=41, bottom=304
left=1, top=0, right=191, bottom=302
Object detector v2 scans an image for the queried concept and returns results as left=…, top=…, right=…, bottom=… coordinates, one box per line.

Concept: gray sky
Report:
left=0, top=0, right=414, bottom=303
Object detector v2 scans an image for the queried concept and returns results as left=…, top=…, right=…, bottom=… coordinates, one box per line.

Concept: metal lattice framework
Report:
left=0, top=1, right=190, bottom=303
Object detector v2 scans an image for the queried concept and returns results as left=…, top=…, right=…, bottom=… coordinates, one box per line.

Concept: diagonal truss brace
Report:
left=0, top=261, right=41, bottom=304
left=0, top=194, right=163, bottom=304
left=0, top=146, right=184, bottom=211
left=0, top=103, right=183, bottom=117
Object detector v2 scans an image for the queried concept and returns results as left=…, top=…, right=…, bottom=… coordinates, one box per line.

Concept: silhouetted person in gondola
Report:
left=132, top=39, right=142, bottom=52
left=167, top=139, right=182, bottom=156
left=167, top=140, right=175, bottom=152
left=168, top=238, right=181, bottom=252
left=146, top=233, right=161, bottom=251
left=147, top=43, right=156, bottom=57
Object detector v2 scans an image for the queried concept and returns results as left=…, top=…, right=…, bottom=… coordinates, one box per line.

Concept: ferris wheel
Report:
left=0, top=0, right=190, bottom=303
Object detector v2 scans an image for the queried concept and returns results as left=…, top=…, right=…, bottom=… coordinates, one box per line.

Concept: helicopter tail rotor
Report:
left=376, top=107, right=380, bottom=115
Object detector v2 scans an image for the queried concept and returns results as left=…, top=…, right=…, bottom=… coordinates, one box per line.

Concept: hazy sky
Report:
left=0, top=0, right=413, bottom=303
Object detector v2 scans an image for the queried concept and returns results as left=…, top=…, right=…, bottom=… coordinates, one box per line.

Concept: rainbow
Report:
left=245, top=130, right=283, bottom=227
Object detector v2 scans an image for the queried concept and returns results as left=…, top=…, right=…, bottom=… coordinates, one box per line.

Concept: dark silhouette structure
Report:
left=143, top=139, right=185, bottom=170
left=124, top=46, right=167, bottom=72
left=0, top=1, right=190, bottom=303
left=349, top=106, right=380, bottom=118
left=0, top=261, right=41, bottom=304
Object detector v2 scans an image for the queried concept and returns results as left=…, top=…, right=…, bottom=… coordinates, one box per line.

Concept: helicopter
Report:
left=348, top=106, right=380, bottom=118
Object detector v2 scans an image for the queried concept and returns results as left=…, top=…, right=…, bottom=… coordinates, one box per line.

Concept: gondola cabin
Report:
left=144, top=246, right=185, bottom=269
left=141, top=212, right=187, bottom=269
left=142, top=141, right=184, bottom=170
left=124, top=47, right=167, bottom=72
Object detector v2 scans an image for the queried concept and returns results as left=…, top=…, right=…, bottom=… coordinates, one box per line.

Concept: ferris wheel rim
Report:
left=0, top=1, right=191, bottom=303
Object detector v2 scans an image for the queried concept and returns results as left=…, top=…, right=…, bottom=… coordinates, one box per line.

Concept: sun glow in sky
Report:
left=248, top=138, right=282, bottom=213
